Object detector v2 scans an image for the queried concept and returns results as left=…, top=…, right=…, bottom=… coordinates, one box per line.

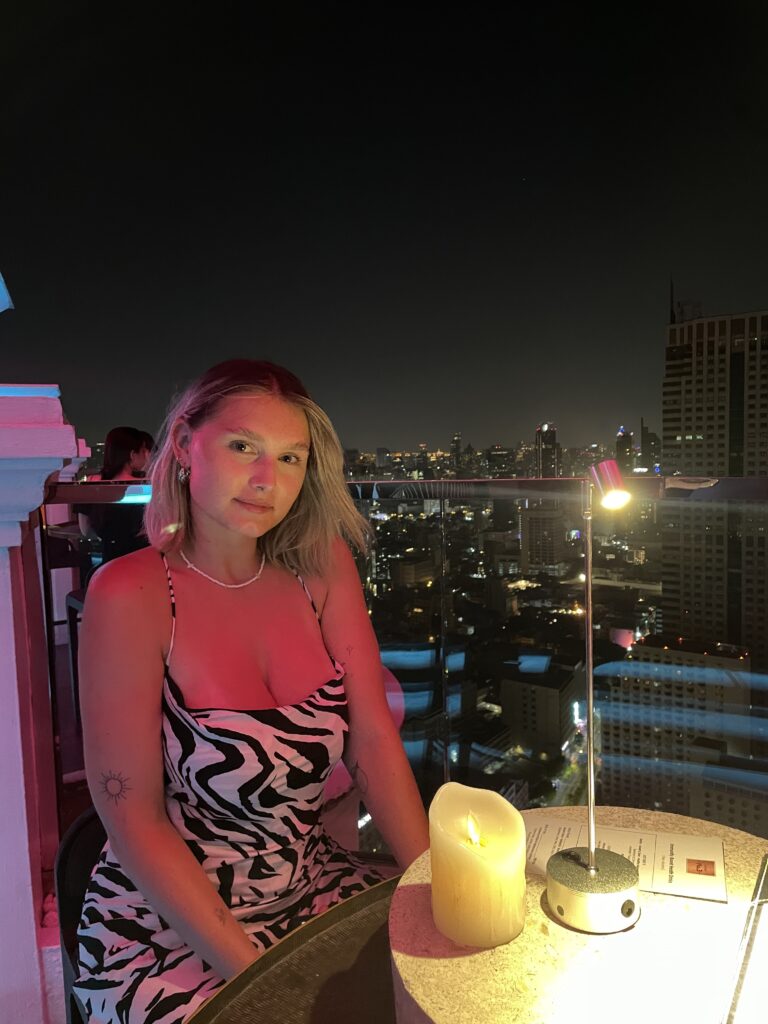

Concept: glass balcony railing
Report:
left=40, top=475, right=768, bottom=851
left=348, top=476, right=768, bottom=851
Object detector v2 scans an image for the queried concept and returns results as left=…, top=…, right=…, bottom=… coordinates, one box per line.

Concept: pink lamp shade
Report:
left=589, top=459, right=631, bottom=510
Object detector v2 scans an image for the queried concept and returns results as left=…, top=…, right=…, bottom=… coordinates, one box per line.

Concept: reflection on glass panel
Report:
left=351, top=477, right=768, bottom=846
left=351, top=490, right=447, bottom=827
left=440, top=484, right=588, bottom=814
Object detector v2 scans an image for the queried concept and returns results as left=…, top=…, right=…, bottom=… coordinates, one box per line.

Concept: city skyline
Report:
left=85, top=420, right=642, bottom=461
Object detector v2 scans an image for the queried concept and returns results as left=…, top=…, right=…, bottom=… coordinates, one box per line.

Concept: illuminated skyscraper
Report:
left=615, top=426, right=633, bottom=474
left=416, top=442, right=429, bottom=477
left=662, top=309, right=768, bottom=476
left=486, top=444, right=513, bottom=478
left=637, top=417, right=661, bottom=474
left=519, top=503, right=567, bottom=577
left=660, top=489, right=768, bottom=677
left=660, top=308, right=768, bottom=750
left=523, top=423, right=565, bottom=575
left=598, top=636, right=751, bottom=819
left=450, top=431, right=462, bottom=472
left=535, top=422, right=560, bottom=478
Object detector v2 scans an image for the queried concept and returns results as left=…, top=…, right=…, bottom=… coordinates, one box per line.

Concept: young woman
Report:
left=73, top=360, right=429, bottom=1023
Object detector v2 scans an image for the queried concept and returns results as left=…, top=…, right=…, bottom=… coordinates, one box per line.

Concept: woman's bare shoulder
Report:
left=86, top=546, right=168, bottom=608
left=302, top=537, right=360, bottom=613
left=325, top=535, right=359, bottom=583
left=79, top=548, right=172, bottom=684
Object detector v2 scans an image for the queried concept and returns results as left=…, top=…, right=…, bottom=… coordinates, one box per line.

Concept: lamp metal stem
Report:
left=583, top=480, right=596, bottom=874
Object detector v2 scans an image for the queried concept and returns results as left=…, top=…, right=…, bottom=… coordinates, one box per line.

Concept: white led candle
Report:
left=429, top=782, right=526, bottom=948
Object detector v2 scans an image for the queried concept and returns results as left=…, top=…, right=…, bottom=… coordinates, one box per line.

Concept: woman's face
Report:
left=130, top=445, right=152, bottom=475
left=181, top=393, right=310, bottom=543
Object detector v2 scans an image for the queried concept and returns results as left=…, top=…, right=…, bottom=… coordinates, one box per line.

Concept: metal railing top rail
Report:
left=44, top=474, right=768, bottom=509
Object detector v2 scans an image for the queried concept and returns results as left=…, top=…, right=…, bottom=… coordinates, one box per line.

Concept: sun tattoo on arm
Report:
left=100, top=770, right=132, bottom=805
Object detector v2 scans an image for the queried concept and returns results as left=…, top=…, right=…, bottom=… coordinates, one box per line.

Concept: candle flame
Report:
left=466, top=812, right=481, bottom=846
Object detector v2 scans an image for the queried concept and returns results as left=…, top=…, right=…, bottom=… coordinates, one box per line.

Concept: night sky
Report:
left=2, top=3, right=767, bottom=451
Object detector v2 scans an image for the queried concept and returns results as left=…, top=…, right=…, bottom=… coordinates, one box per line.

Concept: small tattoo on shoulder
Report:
left=214, top=907, right=228, bottom=926
left=346, top=645, right=354, bottom=657
left=100, top=770, right=132, bottom=805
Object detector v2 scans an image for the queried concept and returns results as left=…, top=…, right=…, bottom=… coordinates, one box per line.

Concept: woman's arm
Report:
left=319, top=539, right=429, bottom=870
left=79, top=557, right=259, bottom=979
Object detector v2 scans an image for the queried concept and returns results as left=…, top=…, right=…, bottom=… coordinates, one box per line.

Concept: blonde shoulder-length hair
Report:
left=144, top=359, right=371, bottom=577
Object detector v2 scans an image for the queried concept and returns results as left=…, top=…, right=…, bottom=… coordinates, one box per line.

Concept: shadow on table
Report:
left=310, top=920, right=394, bottom=1024
left=388, top=882, right=481, bottom=959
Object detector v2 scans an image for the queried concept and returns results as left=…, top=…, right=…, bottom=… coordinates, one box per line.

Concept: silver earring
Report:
left=177, top=464, right=190, bottom=485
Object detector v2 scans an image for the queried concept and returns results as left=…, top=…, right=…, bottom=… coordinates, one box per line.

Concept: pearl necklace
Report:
left=179, top=549, right=266, bottom=589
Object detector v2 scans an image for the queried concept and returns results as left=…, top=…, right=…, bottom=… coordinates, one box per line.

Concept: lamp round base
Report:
left=546, top=847, right=640, bottom=934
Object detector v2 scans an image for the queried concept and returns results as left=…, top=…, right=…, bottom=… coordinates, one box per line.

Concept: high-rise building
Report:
left=514, top=441, right=536, bottom=478
left=343, top=448, right=361, bottom=477
left=525, top=424, right=565, bottom=574
left=598, top=636, right=751, bottom=818
left=500, top=653, right=584, bottom=758
left=662, top=309, right=768, bottom=476
left=560, top=443, right=611, bottom=478
left=660, top=492, right=768, bottom=677
left=416, top=442, right=430, bottom=477
left=615, top=426, right=633, bottom=474
left=659, top=306, right=768, bottom=789
left=637, top=417, right=661, bottom=474
left=519, top=502, right=567, bottom=577
left=450, top=432, right=462, bottom=472
left=375, top=447, right=392, bottom=471
left=660, top=308, right=768, bottom=673
left=486, top=444, right=513, bottom=478
left=689, top=759, right=768, bottom=837
left=535, top=422, right=560, bottom=478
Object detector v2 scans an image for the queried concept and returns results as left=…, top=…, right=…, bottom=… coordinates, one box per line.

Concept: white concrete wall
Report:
left=0, top=384, right=77, bottom=1024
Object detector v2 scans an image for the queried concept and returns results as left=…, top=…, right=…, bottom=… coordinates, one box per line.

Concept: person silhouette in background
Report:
left=86, top=425, right=153, bottom=482
left=77, top=426, right=155, bottom=564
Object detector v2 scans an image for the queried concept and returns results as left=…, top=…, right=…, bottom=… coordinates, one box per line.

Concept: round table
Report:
left=188, top=875, right=399, bottom=1024
left=389, top=806, right=768, bottom=1024
left=188, top=808, right=766, bottom=1024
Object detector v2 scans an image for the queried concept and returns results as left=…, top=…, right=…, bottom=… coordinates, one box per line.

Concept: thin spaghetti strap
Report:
left=159, top=552, right=177, bottom=667
left=295, top=572, right=344, bottom=677
left=295, top=572, right=321, bottom=620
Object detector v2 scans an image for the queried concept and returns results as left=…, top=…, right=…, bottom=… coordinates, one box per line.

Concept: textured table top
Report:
left=390, top=806, right=768, bottom=1024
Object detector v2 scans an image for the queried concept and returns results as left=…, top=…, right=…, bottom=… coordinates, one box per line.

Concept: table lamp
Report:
left=546, top=459, right=641, bottom=933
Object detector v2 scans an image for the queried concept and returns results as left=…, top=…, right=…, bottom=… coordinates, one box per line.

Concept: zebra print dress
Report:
left=73, top=562, right=394, bottom=1024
